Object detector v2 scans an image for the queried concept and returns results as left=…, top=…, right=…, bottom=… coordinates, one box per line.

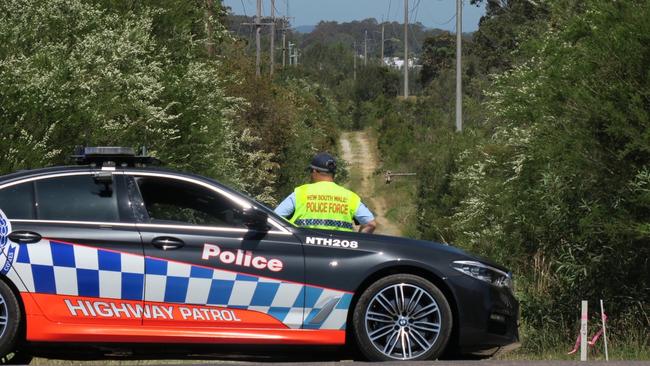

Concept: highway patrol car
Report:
left=0, top=147, right=518, bottom=363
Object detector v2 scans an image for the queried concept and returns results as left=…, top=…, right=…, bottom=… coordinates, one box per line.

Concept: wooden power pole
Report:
left=255, top=0, right=262, bottom=78
left=242, top=0, right=273, bottom=77
left=404, top=0, right=409, bottom=98
left=282, top=17, right=287, bottom=67
left=364, top=30, right=368, bottom=66
left=270, top=0, right=275, bottom=76
left=353, top=41, right=357, bottom=81
left=204, top=0, right=217, bottom=58
left=456, top=0, right=463, bottom=131
left=380, top=23, right=385, bottom=65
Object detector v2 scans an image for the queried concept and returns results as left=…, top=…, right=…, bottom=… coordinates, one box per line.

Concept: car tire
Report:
left=352, top=274, right=452, bottom=361
left=0, top=281, right=26, bottom=364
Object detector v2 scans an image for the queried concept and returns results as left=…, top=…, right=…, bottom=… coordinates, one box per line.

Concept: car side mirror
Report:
left=241, top=207, right=269, bottom=231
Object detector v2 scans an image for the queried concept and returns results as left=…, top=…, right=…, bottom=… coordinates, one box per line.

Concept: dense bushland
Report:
left=0, top=0, right=344, bottom=204
left=1, top=0, right=647, bottom=357
left=370, top=0, right=649, bottom=354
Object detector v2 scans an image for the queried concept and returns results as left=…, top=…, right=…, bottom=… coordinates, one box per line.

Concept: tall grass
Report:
left=500, top=318, right=650, bottom=360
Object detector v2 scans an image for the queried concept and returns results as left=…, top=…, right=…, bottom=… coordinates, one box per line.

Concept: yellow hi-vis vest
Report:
left=289, top=181, right=361, bottom=231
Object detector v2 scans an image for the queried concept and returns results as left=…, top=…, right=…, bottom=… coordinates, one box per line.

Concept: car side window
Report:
left=134, top=176, right=246, bottom=228
left=35, top=175, right=119, bottom=222
left=0, top=182, right=36, bottom=219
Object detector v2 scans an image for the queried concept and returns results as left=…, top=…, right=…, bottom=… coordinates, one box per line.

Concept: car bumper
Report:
left=447, top=274, right=520, bottom=355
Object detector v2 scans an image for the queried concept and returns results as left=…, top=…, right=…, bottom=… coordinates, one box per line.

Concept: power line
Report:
left=433, top=13, right=456, bottom=26
left=282, top=0, right=289, bottom=17
left=386, top=0, right=401, bottom=52
left=407, top=0, right=422, bottom=52
left=239, top=0, right=248, bottom=17
left=387, top=0, right=392, bottom=23
left=270, top=0, right=281, bottom=15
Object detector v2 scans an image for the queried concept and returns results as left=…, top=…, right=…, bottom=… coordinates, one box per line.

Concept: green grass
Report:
left=497, top=323, right=650, bottom=361
left=369, top=127, right=418, bottom=238
left=343, top=133, right=364, bottom=195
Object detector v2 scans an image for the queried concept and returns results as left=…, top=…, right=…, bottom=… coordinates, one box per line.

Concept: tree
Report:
left=453, top=0, right=650, bottom=333
left=0, top=0, right=277, bottom=202
left=470, top=0, right=549, bottom=73
left=419, top=32, right=455, bottom=86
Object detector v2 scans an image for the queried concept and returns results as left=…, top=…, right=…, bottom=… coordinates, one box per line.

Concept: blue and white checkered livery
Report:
left=0, top=209, right=18, bottom=276
left=5, top=239, right=352, bottom=330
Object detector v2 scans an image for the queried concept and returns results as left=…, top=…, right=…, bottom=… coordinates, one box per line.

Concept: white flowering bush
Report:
left=0, top=0, right=283, bottom=203
left=449, top=0, right=650, bottom=334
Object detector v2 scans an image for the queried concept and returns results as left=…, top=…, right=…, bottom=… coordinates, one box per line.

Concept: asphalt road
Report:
left=30, top=339, right=649, bottom=365
left=209, top=363, right=648, bottom=366
left=29, top=359, right=650, bottom=366
left=29, top=347, right=650, bottom=366
left=192, top=363, right=647, bottom=366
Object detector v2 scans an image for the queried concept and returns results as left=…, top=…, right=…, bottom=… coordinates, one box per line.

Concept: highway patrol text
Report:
left=65, top=299, right=241, bottom=321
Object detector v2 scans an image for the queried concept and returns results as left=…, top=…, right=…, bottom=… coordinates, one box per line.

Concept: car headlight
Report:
left=451, top=260, right=514, bottom=290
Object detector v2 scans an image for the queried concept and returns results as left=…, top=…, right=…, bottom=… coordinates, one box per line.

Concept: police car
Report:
left=0, top=147, right=518, bottom=363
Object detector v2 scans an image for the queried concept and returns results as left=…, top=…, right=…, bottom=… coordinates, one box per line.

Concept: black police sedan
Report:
left=0, top=147, right=518, bottom=362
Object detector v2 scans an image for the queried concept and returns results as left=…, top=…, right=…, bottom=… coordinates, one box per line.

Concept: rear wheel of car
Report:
left=352, top=274, right=452, bottom=361
left=0, top=281, right=28, bottom=364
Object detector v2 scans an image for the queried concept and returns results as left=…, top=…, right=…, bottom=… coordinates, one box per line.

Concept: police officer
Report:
left=275, top=152, right=377, bottom=233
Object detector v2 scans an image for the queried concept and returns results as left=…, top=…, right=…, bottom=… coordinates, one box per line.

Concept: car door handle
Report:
left=8, top=231, right=42, bottom=244
left=151, top=237, right=185, bottom=250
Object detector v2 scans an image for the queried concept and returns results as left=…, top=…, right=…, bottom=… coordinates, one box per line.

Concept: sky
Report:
left=222, top=0, right=487, bottom=32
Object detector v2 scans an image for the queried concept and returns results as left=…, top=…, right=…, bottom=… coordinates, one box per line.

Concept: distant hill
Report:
left=299, top=19, right=448, bottom=57
left=293, top=25, right=316, bottom=33
left=223, top=13, right=462, bottom=58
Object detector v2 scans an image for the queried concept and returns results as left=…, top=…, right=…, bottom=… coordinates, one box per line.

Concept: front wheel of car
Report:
left=352, top=274, right=452, bottom=361
left=0, top=281, right=28, bottom=364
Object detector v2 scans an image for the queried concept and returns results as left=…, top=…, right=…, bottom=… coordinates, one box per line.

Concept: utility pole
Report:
left=242, top=0, right=275, bottom=79
left=204, top=0, right=216, bottom=58
left=404, top=0, right=409, bottom=98
left=243, top=0, right=273, bottom=77
left=293, top=44, right=299, bottom=66
left=288, top=42, right=293, bottom=65
left=288, top=42, right=299, bottom=66
left=269, top=0, right=275, bottom=76
left=255, top=0, right=262, bottom=78
left=281, top=17, right=287, bottom=67
left=353, top=41, right=357, bottom=81
left=364, top=30, right=368, bottom=66
left=456, top=0, right=463, bottom=131
left=281, top=0, right=289, bottom=68
left=380, top=23, right=385, bottom=66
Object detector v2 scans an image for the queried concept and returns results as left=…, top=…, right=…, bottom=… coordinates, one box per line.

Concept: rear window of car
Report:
left=35, top=175, right=119, bottom=222
left=0, top=182, right=36, bottom=219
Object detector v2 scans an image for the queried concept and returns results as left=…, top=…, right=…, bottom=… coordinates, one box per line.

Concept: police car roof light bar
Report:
left=71, top=146, right=162, bottom=167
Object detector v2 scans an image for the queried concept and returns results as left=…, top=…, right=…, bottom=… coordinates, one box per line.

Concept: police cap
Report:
left=308, top=152, right=337, bottom=174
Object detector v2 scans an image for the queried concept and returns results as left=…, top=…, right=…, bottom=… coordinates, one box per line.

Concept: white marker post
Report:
left=581, top=300, right=588, bottom=361
left=601, top=299, right=609, bottom=361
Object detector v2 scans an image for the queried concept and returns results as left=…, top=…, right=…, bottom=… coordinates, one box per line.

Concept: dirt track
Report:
left=339, top=131, right=401, bottom=236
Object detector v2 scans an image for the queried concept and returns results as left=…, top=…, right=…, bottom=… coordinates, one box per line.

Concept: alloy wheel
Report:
left=0, top=293, right=7, bottom=340
left=364, top=283, right=442, bottom=360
